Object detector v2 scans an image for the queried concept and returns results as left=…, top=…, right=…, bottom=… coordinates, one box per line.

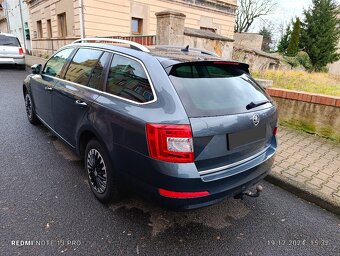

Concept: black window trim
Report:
left=42, top=46, right=158, bottom=105
left=62, top=48, right=107, bottom=90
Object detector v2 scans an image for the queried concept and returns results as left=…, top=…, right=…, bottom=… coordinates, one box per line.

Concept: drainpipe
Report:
left=78, top=0, right=84, bottom=38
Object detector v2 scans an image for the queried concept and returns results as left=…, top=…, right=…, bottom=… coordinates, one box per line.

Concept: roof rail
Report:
left=154, top=45, right=219, bottom=57
left=72, top=38, right=150, bottom=53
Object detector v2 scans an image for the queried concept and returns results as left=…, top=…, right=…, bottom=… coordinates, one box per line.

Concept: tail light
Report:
left=146, top=123, right=194, bottom=163
left=273, top=127, right=278, bottom=136
left=19, top=48, right=24, bottom=55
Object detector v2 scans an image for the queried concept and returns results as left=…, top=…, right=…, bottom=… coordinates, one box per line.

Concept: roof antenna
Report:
left=181, top=45, right=189, bottom=52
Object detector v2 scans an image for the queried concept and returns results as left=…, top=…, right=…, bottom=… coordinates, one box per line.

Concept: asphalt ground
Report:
left=0, top=67, right=339, bottom=256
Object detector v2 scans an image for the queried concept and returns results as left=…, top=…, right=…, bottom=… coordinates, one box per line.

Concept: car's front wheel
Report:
left=85, top=139, right=122, bottom=203
left=24, top=93, right=40, bottom=125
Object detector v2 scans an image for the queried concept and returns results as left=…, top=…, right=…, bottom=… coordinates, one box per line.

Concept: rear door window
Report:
left=105, top=54, right=154, bottom=103
left=64, top=48, right=103, bottom=86
left=43, top=48, right=74, bottom=78
left=169, top=62, right=270, bottom=117
left=0, top=35, right=20, bottom=47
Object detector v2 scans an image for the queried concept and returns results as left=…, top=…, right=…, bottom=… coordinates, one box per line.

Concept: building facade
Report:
left=0, top=1, right=9, bottom=33
left=26, top=0, right=237, bottom=57
left=0, top=0, right=31, bottom=52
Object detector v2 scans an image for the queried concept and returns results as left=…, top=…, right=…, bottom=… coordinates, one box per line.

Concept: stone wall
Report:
left=267, top=88, right=340, bottom=141
left=234, top=32, right=263, bottom=51
left=233, top=46, right=291, bottom=71
left=155, top=11, right=234, bottom=58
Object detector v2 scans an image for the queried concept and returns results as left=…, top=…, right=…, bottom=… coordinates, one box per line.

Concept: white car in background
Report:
left=0, top=33, right=25, bottom=70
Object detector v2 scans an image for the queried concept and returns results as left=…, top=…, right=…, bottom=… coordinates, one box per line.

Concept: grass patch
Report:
left=280, top=119, right=316, bottom=134
left=252, top=70, right=340, bottom=97
left=280, top=119, right=340, bottom=142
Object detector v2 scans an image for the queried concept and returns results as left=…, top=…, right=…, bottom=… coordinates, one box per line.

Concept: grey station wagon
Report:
left=23, top=38, right=278, bottom=210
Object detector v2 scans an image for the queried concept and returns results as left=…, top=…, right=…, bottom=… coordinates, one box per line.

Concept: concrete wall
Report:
left=267, top=88, right=340, bottom=141
left=234, top=33, right=263, bottom=51
left=82, top=0, right=236, bottom=39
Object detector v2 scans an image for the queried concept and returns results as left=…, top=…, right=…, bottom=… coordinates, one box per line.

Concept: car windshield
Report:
left=169, top=62, right=271, bottom=117
left=0, top=35, right=21, bottom=47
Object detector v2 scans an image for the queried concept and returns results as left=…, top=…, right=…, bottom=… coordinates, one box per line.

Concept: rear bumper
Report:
left=115, top=138, right=277, bottom=210
left=0, top=56, right=25, bottom=65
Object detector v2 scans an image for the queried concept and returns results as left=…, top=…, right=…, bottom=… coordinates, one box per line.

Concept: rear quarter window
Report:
left=105, top=54, right=154, bottom=103
left=169, top=62, right=271, bottom=117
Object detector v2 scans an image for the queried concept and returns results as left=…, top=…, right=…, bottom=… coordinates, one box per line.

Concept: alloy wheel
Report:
left=87, top=149, right=107, bottom=194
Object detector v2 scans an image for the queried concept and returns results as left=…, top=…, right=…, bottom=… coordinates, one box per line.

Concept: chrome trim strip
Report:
left=36, top=114, right=75, bottom=149
left=43, top=47, right=158, bottom=106
left=199, top=146, right=271, bottom=175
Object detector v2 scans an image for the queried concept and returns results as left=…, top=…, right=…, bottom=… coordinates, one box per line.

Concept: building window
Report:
left=200, top=27, right=216, bottom=33
left=58, top=13, right=67, bottom=37
left=37, top=20, right=43, bottom=38
left=131, top=18, right=143, bottom=35
left=46, top=19, right=52, bottom=38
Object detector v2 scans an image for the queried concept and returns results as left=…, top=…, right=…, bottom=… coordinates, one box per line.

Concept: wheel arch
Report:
left=77, top=127, right=108, bottom=160
left=23, top=76, right=32, bottom=98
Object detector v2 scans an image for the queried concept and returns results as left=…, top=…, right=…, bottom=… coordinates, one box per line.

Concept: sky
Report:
left=251, top=0, right=314, bottom=44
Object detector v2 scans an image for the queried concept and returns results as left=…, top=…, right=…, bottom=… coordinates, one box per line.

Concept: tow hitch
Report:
left=234, top=185, right=263, bottom=200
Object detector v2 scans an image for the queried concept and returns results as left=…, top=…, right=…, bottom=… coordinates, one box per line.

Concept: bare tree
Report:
left=235, top=0, right=277, bottom=33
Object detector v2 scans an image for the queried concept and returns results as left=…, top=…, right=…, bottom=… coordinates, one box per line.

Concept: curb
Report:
left=265, top=173, right=340, bottom=216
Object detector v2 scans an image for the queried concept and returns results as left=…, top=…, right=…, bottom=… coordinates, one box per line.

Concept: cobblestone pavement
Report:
left=268, top=126, right=340, bottom=214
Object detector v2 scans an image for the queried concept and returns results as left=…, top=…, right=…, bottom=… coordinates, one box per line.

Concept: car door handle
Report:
left=44, top=86, right=53, bottom=91
left=75, top=100, right=87, bottom=107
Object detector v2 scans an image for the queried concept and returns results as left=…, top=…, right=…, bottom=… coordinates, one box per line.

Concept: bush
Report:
left=283, top=51, right=312, bottom=70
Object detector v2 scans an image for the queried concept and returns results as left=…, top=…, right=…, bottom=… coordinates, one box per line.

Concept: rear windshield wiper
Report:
left=246, top=100, right=271, bottom=110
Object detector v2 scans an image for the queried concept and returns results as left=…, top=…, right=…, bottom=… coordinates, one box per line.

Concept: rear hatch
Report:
left=0, top=35, right=22, bottom=58
left=168, top=61, right=277, bottom=175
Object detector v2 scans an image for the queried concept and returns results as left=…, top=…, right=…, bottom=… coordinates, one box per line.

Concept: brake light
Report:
left=159, top=188, right=209, bottom=198
left=146, top=123, right=194, bottom=163
left=19, top=48, right=24, bottom=55
left=213, top=61, right=239, bottom=65
left=273, top=127, right=278, bottom=136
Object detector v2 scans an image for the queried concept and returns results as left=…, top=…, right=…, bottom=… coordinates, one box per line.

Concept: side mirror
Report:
left=31, top=64, right=42, bottom=74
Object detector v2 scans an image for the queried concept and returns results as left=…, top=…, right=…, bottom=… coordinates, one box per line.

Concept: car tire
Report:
left=24, top=93, right=41, bottom=125
left=85, top=139, right=122, bottom=203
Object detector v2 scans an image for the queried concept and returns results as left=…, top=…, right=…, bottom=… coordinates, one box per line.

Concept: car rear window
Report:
left=0, top=35, right=21, bottom=47
left=169, top=62, right=271, bottom=117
